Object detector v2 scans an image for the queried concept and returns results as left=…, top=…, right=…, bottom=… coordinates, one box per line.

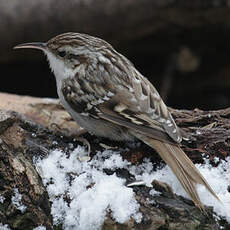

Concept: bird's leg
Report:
left=74, top=136, right=91, bottom=162
left=73, top=126, right=88, bottom=136
left=71, top=127, right=91, bottom=159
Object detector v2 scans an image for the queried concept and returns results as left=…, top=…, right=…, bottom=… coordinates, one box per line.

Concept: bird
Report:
left=14, top=32, right=220, bottom=211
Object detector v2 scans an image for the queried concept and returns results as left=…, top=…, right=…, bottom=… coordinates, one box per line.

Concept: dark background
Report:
left=1, top=0, right=230, bottom=110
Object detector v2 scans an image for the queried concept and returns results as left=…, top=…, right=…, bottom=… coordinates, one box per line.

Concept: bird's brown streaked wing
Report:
left=61, top=77, right=176, bottom=144
left=130, top=72, right=182, bottom=143
left=98, top=108, right=177, bottom=145
left=101, top=69, right=182, bottom=143
left=61, top=66, right=182, bottom=144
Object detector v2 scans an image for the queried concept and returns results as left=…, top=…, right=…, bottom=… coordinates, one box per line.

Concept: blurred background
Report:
left=1, top=0, right=230, bottom=110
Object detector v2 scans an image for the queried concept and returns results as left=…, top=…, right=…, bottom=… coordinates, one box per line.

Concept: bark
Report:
left=0, top=92, right=229, bottom=229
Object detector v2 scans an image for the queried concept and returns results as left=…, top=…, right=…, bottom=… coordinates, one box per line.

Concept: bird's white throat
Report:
left=45, top=51, right=73, bottom=82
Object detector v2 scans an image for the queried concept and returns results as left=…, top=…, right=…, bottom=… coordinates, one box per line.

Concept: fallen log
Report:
left=0, top=92, right=229, bottom=230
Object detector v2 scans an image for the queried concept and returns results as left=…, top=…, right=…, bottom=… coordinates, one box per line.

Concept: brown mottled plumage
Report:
left=14, top=32, right=220, bottom=211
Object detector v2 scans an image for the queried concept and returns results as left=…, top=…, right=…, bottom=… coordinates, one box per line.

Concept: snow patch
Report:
left=11, top=188, right=26, bottom=213
left=35, top=147, right=141, bottom=230
left=35, top=146, right=230, bottom=229
left=136, top=157, right=230, bottom=222
left=0, top=223, right=10, bottom=230
left=33, top=226, right=46, bottom=230
left=0, top=195, right=5, bottom=203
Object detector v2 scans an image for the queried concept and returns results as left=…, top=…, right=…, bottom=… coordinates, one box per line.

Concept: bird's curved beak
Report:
left=13, top=42, right=47, bottom=51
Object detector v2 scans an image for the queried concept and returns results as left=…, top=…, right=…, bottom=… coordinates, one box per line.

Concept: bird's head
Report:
left=14, top=32, right=113, bottom=80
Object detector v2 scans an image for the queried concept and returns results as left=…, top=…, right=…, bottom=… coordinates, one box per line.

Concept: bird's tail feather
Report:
left=135, top=135, right=220, bottom=211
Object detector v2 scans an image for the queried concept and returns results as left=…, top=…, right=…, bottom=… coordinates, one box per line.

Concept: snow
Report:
left=35, top=147, right=141, bottom=230
left=0, top=195, right=5, bottom=203
left=33, top=226, right=46, bottom=230
left=34, top=146, right=230, bottom=230
left=11, top=188, right=27, bottom=213
left=197, top=158, right=230, bottom=220
left=133, top=157, right=230, bottom=222
left=149, top=189, right=161, bottom=196
left=0, top=223, right=10, bottom=230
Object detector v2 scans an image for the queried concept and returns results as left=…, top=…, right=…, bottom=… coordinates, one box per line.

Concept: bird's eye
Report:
left=58, top=51, right=66, bottom=57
